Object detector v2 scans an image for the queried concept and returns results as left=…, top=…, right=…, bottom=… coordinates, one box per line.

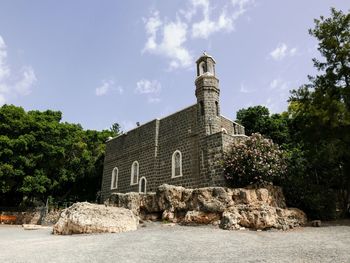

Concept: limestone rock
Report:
left=41, top=210, right=61, bottom=225
left=220, top=211, right=240, bottom=230
left=107, top=192, right=141, bottom=216
left=162, top=210, right=176, bottom=222
left=220, top=206, right=307, bottom=230
left=157, top=184, right=190, bottom=211
left=53, top=202, right=138, bottom=235
left=22, top=224, right=42, bottom=230
left=184, top=210, right=221, bottom=225
left=105, top=184, right=306, bottom=231
left=279, top=208, right=307, bottom=228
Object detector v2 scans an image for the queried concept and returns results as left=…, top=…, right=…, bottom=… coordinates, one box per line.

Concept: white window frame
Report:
left=130, top=161, right=139, bottom=185
left=110, top=167, right=118, bottom=190
left=221, top=128, right=228, bottom=134
left=139, top=176, right=147, bottom=194
left=171, top=150, right=183, bottom=178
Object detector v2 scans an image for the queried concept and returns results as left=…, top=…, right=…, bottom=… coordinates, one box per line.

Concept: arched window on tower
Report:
left=199, top=61, right=207, bottom=75
left=215, top=101, right=219, bottom=116
left=172, top=150, right=183, bottom=178
left=130, top=161, right=139, bottom=185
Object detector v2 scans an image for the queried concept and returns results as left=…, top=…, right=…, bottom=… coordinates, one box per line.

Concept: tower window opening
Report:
left=215, top=101, right=219, bottom=116
left=199, top=61, right=207, bottom=75
left=200, top=101, right=205, bottom=116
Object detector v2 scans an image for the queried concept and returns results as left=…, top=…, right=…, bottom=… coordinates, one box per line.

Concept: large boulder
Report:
left=53, top=202, right=138, bottom=235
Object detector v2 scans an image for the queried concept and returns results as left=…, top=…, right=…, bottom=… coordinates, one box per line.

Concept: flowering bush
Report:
left=223, top=133, right=287, bottom=187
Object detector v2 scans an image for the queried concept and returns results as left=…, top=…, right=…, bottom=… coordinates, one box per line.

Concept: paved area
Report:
left=1, top=222, right=350, bottom=263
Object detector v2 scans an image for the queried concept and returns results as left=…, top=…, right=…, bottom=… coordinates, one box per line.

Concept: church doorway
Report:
left=139, top=177, right=147, bottom=194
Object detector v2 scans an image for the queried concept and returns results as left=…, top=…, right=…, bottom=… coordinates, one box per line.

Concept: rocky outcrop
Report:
left=53, top=202, right=138, bottom=235
left=220, top=206, right=306, bottom=230
left=42, top=210, right=62, bottom=225
left=106, top=184, right=306, bottom=230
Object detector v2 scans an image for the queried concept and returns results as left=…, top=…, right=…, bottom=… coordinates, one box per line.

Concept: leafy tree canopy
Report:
left=236, top=106, right=290, bottom=146
left=0, top=104, right=117, bottom=206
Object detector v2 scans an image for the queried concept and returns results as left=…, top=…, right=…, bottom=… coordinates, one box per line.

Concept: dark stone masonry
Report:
left=101, top=53, right=246, bottom=201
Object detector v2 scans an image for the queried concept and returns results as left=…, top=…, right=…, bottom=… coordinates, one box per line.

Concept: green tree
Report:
left=0, top=104, right=117, bottom=206
left=236, top=106, right=291, bottom=146
left=110, top=123, right=121, bottom=137
left=289, top=8, right=350, bottom=217
left=236, top=106, right=269, bottom=136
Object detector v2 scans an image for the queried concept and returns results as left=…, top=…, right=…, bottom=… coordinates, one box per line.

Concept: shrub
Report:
left=223, top=133, right=287, bottom=187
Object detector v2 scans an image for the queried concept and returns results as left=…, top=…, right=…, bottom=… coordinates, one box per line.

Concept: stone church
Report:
left=101, top=53, right=246, bottom=201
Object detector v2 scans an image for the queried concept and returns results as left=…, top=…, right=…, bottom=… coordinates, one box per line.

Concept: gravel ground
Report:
left=1, top=222, right=350, bottom=263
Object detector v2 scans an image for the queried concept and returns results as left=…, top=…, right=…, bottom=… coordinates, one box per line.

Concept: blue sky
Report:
left=0, top=1, right=348, bottom=131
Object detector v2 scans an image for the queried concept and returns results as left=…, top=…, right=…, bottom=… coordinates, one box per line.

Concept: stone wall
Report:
left=101, top=119, right=159, bottom=200
left=220, top=116, right=245, bottom=136
left=102, top=105, right=210, bottom=199
left=156, top=104, right=203, bottom=189
left=203, top=132, right=226, bottom=186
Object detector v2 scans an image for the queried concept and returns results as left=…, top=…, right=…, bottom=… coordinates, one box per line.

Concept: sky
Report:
left=0, top=1, right=349, bottom=131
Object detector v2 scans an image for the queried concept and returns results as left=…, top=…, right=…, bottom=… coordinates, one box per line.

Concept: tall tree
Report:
left=289, top=8, right=350, bottom=216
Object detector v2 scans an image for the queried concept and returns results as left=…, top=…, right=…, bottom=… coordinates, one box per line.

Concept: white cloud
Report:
left=0, top=36, right=10, bottom=82
left=143, top=10, right=162, bottom=51
left=289, top=47, right=297, bottom=56
left=116, top=86, right=124, bottom=94
left=0, top=35, right=36, bottom=104
left=96, top=80, right=114, bottom=96
left=136, top=79, right=161, bottom=103
left=136, top=79, right=161, bottom=94
left=239, top=82, right=251, bottom=93
left=142, top=1, right=254, bottom=69
left=270, top=43, right=297, bottom=61
left=270, top=43, right=287, bottom=60
left=15, top=66, right=37, bottom=96
left=270, top=78, right=289, bottom=91
left=143, top=12, right=192, bottom=70
left=191, top=0, right=252, bottom=39
left=95, top=80, right=123, bottom=96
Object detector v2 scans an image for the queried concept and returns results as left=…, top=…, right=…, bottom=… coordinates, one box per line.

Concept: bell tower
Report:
left=195, top=52, right=220, bottom=135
